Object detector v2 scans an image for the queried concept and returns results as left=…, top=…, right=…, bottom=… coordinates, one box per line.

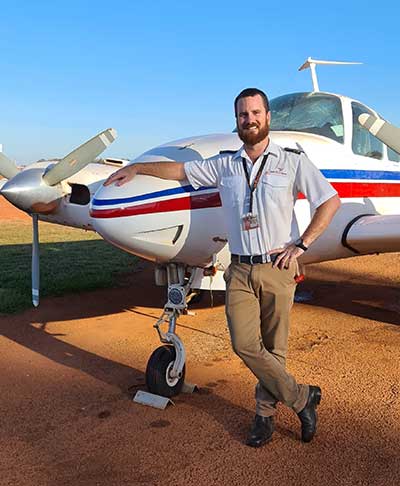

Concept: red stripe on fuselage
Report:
left=333, top=181, right=400, bottom=198
left=90, top=192, right=221, bottom=219
left=297, top=181, right=400, bottom=199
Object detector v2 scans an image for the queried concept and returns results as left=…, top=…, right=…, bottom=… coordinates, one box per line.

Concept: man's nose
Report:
left=247, top=113, right=256, bottom=124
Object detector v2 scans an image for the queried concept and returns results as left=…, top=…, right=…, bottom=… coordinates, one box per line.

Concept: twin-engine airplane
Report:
left=1, top=58, right=400, bottom=398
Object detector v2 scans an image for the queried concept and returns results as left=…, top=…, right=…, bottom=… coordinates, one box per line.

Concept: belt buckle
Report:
left=249, top=255, right=255, bottom=265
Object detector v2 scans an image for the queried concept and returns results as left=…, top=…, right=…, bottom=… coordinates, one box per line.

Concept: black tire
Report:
left=145, top=345, right=186, bottom=397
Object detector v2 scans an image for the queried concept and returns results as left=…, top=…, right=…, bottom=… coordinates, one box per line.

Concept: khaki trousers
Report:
left=224, top=262, right=309, bottom=417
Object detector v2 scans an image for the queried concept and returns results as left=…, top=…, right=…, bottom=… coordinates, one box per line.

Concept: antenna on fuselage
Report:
left=298, top=57, right=362, bottom=92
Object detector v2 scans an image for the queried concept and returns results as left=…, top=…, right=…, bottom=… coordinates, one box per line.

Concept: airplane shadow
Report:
left=2, top=238, right=398, bottom=325
left=297, top=270, right=400, bottom=327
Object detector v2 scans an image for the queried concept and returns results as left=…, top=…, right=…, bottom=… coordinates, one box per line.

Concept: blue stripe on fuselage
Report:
left=92, top=184, right=210, bottom=206
left=321, top=169, right=400, bottom=180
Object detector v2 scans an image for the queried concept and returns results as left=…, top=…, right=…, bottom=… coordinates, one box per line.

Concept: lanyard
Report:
left=242, top=154, right=269, bottom=213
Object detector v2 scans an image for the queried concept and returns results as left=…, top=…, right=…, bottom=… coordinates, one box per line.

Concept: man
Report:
left=105, top=88, right=341, bottom=447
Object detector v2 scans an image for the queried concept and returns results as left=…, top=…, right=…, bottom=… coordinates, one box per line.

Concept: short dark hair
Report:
left=234, top=88, right=270, bottom=116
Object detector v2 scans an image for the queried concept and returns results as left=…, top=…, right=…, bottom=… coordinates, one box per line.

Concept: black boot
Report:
left=297, top=385, right=322, bottom=442
left=245, top=415, right=274, bottom=448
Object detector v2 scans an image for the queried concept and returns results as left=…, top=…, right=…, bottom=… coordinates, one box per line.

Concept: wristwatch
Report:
left=294, top=238, right=308, bottom=252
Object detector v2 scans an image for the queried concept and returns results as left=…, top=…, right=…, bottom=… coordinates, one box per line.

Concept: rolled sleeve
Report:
left=295, top=154, right=338, bottom=210
left=184, top=158, right=220, bottom=190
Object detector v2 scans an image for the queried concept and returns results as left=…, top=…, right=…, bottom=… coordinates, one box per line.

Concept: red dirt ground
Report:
left=0, top=196, right=30, bottom=221
left=1, top=198, right=399, bottom=486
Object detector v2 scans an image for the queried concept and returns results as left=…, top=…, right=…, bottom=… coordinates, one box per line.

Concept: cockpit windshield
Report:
left=270, top=92, right=344, bottom=143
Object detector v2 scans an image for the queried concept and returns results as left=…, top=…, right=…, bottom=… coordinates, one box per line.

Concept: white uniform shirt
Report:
left=184, top=140, right=337, bottom=256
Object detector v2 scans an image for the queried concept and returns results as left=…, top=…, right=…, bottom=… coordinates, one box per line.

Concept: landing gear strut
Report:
left=145, top=263, right=194, bottom=398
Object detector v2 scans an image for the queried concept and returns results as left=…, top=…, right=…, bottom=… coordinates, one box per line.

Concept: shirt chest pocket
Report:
left=262, top=173, right=290, bottom=188
left=261, top=173, right=291, bottom=203
left=219, top=176, right=245, bottom=208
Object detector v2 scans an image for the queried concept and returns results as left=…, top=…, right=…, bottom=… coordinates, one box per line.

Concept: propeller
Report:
left=0, top=128, right=118, bottom=307
left=0, top=152, right=19, bottom=180
left=358, top=114, right=400, bottom=155
left=43, top=128, right=117, bottom=185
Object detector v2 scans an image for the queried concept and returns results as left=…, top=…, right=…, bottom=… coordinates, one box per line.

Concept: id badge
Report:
left=242, top=213, right=260, bottom=231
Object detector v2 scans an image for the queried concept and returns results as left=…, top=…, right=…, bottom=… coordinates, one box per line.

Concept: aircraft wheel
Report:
left=145, top=345, right=186, bottom=397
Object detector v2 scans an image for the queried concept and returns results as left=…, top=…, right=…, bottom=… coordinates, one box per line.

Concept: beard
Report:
left=237, top=122, right=270, bottom=146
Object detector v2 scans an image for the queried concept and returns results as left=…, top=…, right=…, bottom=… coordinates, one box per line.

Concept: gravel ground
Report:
left=1, top=199, right=399, bottom=486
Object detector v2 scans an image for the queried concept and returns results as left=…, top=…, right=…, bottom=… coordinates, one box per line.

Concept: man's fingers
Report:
left=279, top=253, right=290, bottom=270
left=103, top=167, right=136, bottom=187
left=116, top=175, right=130, bottom=186
left=273, top=251, right=285, bottom=268
left=103, top=171, right=122, bottom=186
left=269, top=248, right=284, bottom=255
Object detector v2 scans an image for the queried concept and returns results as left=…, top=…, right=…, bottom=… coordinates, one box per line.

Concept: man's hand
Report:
left=269, top=244, right=304, bottom=270
left=269, top=194, right=340, bottom=270
left=103, top=165, right=138, bottom=186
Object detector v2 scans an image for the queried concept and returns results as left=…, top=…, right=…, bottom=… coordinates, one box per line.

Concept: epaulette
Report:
left=219, top=150, right=238, bottom=155
left=284, top=147, right=304, bottom=155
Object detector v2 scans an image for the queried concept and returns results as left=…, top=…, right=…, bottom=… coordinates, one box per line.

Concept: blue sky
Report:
left=1, top=0, right=399, bottom=163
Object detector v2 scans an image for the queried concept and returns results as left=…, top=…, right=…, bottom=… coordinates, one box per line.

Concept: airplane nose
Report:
left=1, top=169, right=63, bottom=212
left=90, top=175, right=191, bottom=262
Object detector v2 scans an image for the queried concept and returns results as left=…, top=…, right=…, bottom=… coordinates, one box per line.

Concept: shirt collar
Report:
left=231, top=139, right=280, bottom=162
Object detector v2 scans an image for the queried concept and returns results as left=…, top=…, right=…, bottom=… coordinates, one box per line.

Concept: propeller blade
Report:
left=358, top=114, right=400, bottom=155
left=32, top=214, right=40, bottom=307
left=43, top=128, right=117, bottom=186
left=0, top=152, right=19, bottom=180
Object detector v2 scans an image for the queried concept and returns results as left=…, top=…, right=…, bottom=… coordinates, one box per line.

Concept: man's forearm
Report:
left=134, top=162, right=186, bottom=180
left=302, top=195, right=341, bottom=247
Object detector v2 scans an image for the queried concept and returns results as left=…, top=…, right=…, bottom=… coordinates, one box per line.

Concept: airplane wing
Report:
left=342, top=214, right=400, bottom=255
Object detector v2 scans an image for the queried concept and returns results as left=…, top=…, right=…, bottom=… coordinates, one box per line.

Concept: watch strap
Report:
left=295, top=238, right=308, bottom=251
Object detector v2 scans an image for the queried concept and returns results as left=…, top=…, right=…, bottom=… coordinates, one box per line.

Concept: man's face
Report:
left=236, top=95, right=271, bottom=146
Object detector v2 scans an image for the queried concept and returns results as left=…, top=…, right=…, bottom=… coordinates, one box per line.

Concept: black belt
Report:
left=231, top=253, right=279, bottom=265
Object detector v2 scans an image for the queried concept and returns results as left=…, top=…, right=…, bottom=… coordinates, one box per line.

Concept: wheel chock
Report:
left=133, top=390, right=175, bottom=410
left=181, top=382, right=198, bottom=394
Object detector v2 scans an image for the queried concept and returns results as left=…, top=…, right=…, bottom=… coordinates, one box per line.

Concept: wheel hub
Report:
left=166, top=361, right=180, bottom=387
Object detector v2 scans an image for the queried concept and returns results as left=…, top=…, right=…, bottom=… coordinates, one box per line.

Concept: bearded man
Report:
left=105, top=88, right=340, bottom=447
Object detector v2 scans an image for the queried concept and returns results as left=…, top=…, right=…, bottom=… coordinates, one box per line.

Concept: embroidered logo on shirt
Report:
left=265, top=168, right=288, bottom=176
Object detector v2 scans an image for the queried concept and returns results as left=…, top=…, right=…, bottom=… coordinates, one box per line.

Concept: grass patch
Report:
left=0, top=220, right=138, bottom=314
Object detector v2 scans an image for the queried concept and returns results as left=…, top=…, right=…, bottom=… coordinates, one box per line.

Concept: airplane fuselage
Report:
left=10, top=91, right=400, bottom=290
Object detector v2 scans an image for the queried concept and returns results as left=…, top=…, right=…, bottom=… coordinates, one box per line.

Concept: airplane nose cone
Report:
left=1, top=177, right=26, bottom=209
left=0, top=168, right=63, bottom=212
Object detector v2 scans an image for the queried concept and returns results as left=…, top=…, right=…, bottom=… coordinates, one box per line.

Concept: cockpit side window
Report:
left=269, top=92, right=344, bottom=143
left=351, top=102, right=383, bottom=160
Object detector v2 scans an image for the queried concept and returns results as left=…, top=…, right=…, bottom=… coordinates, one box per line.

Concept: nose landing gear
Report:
left=145, top=263, right=194, bottom=398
